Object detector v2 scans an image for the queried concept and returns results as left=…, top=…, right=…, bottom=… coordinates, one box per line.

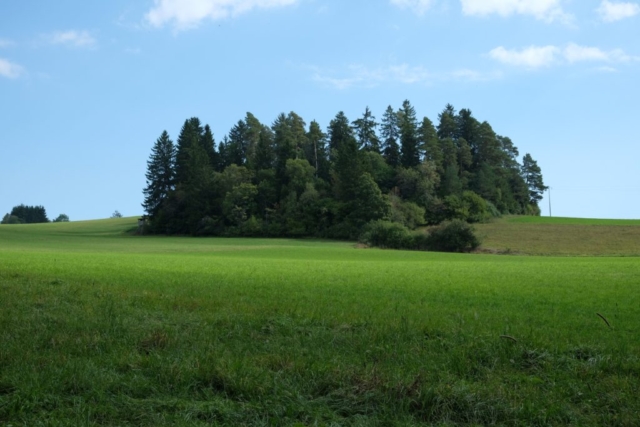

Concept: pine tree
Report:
left=175, top=117, right=204, bottom=184
left=328, top=111, right=354, bottom=155
left=380, top=105, right=400, bottom=167
left=306, top=120, right=329, bottom=180
left=201, top=125, right=218, bottom=168
left=398, top=100, right=420, bottom=168
left=521, top=153, right=547, bottom=205
left=142, top=131, right=176, bottom=218
left=437, top=104, right=457, bottom=140
left=352, top=107, right=380, bottom=152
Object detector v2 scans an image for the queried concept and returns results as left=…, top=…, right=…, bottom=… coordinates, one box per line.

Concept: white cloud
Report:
left=46, top=30, right=96, bottom=48
left=564, top=43, right=637, bottom=63
left=0, top=57, right=23, bottom=78
left=490, top=44, right=638, bottom=68
left=489, top=45, right=560, bottom=68
left=309, top=64, right=431, bottom=89
left=461, top=0, right=571, bottom=23
left=307, top=63, right=501, bottom=89
left=597, top=1, right=640, bottom=22
left=146, top=0, right=298, bottom=30
left=390, top=0, right=436, bottom=15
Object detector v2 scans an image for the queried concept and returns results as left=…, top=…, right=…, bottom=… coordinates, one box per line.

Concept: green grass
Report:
left=1, top=218, right=639, bottom=426
left=475, top=216, right=640, bottom=256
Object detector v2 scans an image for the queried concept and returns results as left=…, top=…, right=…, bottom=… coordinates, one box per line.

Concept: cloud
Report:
left=489, top=45, right=560, bottom=68
left=490, top=44, right=639, bottom=68
left=145, top=0, right=299, bottom=30
left=597, top=1, right=640, bottom=22
left=306, top=63, right=501, bottom=90
left=461, top=0, right=571, bottom=23
left=308, top=64, right=430, bottom=89
left=46, top=30, right=96, bottom=48
left=389, top=0, right=436, bottom=15
left=0, top=57, right=23, bottom=78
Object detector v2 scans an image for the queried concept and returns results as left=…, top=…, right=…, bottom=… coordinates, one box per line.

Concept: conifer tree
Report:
left=380, top=105, right=400, bottom=167
left=142, top=130, right=176, bottom=218
left=437, top=104, right=457, bottom=140
left=398, top=100, right=420, bottom=168
left=352, top=107, right=380, bottom=152
left=175, top=117, right=204, bottom=184
left=521, top=153, right=547, bottom=204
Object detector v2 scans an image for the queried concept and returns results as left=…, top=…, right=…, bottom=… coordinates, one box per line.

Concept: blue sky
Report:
left=1, top=0, right=638, bottom=220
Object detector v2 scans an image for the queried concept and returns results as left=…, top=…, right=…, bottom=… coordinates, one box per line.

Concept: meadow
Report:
left=0, top=218, right=639, bottom=426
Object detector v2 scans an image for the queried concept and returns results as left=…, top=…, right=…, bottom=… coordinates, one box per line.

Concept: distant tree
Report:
left=111, top=210, right=123, bottom=218
left=521, top=153, right=547, bottom=205
left=53, top=214, right=70, bottom=222
left=1, top=214, right=23, bottom=224
left=380, top=105, right=400, bottom=167
left=175, top=117, right=204, bottom=184
left=398, top=100, right=420, bottom=168
left=8, top=204, right=49, bottom=223
left=419, top=117, right=441, bottom=170
left=352, top=107, right=380, bottom=153
left=328, top=111, right=354, bottom=155
left=437, top=104, right=457, bottom=140
left=142, top=130, right=176, bottom=219
left=306, top=120, right=329, bottom=180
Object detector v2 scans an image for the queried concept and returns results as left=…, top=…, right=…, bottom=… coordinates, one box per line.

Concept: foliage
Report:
left=1, top=214, right=23, bottom=224
left=425, top=219, right=481, bottom=252
left=4, top=204, right=49, bottom=224
left=53, top=214, right=70, bottom=222
left=111, top=210, right=123, bottom=218
left=142, top=102, right=546, bottom=238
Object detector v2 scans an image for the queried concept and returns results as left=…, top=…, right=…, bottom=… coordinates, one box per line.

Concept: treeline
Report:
left=2, top=205, right=49, bottom=224
left=142, top=101, right=546, bottom=239
left=1, top=205, right=70, bottom=225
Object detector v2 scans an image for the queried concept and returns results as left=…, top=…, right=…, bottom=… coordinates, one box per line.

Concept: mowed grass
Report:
left=475, top=216, right=640, bottom=256
left=1, top=219, right=639, bottom=426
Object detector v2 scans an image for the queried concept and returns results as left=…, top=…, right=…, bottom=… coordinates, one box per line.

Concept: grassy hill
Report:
left=1, top=218, right=639, bottom=426
left=475, top=215, right=640, bottom=256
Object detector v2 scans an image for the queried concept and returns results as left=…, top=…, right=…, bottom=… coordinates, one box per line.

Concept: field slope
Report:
left=475, top=215, right=640, bottom=256
left=1, top=218, right=639, bottom=426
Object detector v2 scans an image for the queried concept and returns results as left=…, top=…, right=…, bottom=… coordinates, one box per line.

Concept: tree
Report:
left=306, top=120, right=329, bottom=180
left=1, top=214, right=22, bottom=224
left=437, top=104, right=457, bottom=140
left=111, top=210, right=123, bottom=218
left=398, top=100, right=420, bottom=168
left=352, top=107, right=380, bottom=152
left=521, top=153, right=547, bottom=205
left=175, top=118, right=204, bottom=184
left=142, top=130, right=176, bottom=219
left=53, top=214, right=70, bottom=222
left=380, top=105, right=400, bottom=167
left=419, top=117, right=441, bottom=170
left=8, top=205, right=49, bottom=223
left=328, top=111, right=354, bottom=155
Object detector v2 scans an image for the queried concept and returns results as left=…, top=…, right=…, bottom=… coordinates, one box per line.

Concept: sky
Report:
left=1, top=0, right=639, bottom=221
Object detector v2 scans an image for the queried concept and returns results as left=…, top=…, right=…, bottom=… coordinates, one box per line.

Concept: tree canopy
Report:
left=142, top=101, right=546, bottom=239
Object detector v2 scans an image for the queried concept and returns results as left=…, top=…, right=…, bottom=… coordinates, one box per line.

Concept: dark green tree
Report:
left=521, top=153, right=547, bottom=205
left=398, top=100, right=420, bottom=168
left=352, top=107, right=380, bottom=152
left=175, top=117, right=204, bottom=184
left=142, top=130, right=176, bottom=219
left=380, top=105, right=400, bottom=167
left=437, top=104, right=457, bottom=140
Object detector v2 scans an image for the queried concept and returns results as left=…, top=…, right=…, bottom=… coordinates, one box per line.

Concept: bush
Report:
left=426, top=219, right=480, bottom=253
left=1, top=214, right=23, bottom=225
left=360, top=220, right=412, bottom=249
left=360, top=219, right=480, bottom=253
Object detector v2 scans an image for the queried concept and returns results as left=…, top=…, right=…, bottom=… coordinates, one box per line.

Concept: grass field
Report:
left=1, top=218, right=639, bottom=426
left=475, top=216, right=640, bottom=256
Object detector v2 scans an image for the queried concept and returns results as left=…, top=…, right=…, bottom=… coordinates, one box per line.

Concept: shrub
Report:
left=359, top=220, right=412, bottom=249
left=361, top=219, right=480, bottom=253
left=426, top=219, right=480, bottom=253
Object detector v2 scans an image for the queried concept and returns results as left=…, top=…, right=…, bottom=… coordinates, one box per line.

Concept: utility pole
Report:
left=548, top=187, right=552, bottom=217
